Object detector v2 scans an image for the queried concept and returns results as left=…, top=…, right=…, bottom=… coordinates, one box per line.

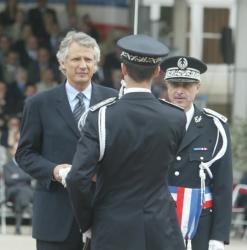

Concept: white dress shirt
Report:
left=185, top=105, right=194, bottom=130
left=124, top=87, right=151, bottom=94
left=65, top=81, right=92, bottom=112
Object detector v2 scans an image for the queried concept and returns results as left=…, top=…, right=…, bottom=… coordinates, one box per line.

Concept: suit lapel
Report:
left=55, top=83, right=104, bottom=137
left=90, top=83, right=102, bottom=105
left=178, top=106, right=204, bottom=152
left=55, top=84, right=80, bottom=137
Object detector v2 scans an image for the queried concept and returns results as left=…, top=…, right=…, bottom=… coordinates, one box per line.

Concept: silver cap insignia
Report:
left=177, top=57, right=188, bottom=70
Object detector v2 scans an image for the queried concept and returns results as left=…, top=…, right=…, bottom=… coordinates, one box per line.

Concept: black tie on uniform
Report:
left=73, top=92, right=85, bottom=124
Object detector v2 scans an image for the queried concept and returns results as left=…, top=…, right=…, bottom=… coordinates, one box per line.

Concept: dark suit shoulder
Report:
left=92, top=83, right=118, bottom=96
left=159, top=98, right=184, bottom=112
left=25, top=84, right=63, bottom=105
left=26, top=84, right=118, bottom=107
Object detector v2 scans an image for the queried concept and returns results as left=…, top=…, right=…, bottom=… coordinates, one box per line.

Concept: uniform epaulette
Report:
left=203, top=108, right=227, bottom=123
left=89, top=97, right=117, bottom=112
left=159, top=98, right=184, bottom=111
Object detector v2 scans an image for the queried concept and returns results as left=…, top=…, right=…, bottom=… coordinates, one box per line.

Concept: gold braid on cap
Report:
left=121, top=51, right=161, bottom=65
left=165, top=67, right=201, bottom=81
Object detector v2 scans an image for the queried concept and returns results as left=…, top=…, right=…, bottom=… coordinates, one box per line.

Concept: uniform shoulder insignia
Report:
left=159, top=98, right=184, bottom=111
left=203, top=108, right=227, bottom=123
left=89, top=97, right=117, bottom=112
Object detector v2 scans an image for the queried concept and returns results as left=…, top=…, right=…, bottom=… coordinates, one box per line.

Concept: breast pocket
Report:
left=189, top=150, right=211, bottom=162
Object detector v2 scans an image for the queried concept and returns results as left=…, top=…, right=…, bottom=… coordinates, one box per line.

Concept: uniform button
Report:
left=200, top=156, right=204, bottom=161
left=176, top=156, right=182, bottom=161
left=174, top=171, right=180, bottom=176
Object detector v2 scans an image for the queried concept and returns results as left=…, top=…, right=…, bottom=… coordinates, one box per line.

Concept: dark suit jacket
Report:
left=15, top=83, right=117, bottom=241
left=168, top=105, right=233, bottom=248
left=67, top=92, right=186, bottom=250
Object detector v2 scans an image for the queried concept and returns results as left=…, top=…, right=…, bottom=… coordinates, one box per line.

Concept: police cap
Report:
left=161, top=56, right=207, bottom=83
left=117, top=34, right=169, bottom=66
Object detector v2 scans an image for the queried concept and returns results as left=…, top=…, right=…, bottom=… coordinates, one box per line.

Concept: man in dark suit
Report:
left=66, top=34, right=186, bottom=250
left=161, top=56, right=233, bottom=250
left=15, top=31, right=117, bottom=250
left=3, top=142, right=33, bottom=235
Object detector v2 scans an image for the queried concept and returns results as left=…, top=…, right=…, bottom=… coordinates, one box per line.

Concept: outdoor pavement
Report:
left=0, top=226, right=35, bottom=250
left=0, top=226, right=247, bottom=250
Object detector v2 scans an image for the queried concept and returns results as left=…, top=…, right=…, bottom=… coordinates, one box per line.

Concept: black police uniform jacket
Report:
left=168, top=105, right=233, bottom=247
left=15, top=83, right=117, bottom=242
left=67, top=92, right=186, bottom=250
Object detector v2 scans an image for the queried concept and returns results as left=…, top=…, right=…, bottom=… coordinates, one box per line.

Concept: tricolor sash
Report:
left=169, top=186, right=213, bottom=240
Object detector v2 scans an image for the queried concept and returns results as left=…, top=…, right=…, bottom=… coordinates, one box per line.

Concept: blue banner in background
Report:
left=1, top=0, right=128, bottom=7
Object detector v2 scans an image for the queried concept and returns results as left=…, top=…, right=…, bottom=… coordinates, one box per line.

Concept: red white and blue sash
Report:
left=169, top=186, right=213, bottom=240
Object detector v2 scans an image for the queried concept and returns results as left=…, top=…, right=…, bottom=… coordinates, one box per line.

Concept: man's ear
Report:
left=61, top=61, right=66, bottom=72
left=121, top=63, right=127, bottom=76
left=154, top=65, right=160, bottom=77
left=196, top=82, right=201, bottom=93
left=93, top=64, right=98, bottom=73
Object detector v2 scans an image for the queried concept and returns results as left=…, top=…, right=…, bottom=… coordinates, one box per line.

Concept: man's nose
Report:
left=79, top=59, right=86, bottom=68
left=175, top=86, right=185, bottom=94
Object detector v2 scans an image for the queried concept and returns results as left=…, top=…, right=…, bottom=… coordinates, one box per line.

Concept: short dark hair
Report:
left=124, top=62, right=157, bottom=82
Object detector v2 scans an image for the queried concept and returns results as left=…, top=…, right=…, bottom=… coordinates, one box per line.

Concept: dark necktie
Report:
left=73, top=92, right=85, bottom=124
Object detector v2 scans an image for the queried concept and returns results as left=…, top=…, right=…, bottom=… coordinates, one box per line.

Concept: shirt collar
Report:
left=185, top=104, right=195, bottom=130
left=124, top=87, right=151, bottom=94
left=65, top=81, right=92, bottom=102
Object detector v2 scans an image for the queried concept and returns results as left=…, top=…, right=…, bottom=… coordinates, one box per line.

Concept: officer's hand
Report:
left=53, top=164, right=71, bottom=182
left=208, top=240, right=224, bottom=250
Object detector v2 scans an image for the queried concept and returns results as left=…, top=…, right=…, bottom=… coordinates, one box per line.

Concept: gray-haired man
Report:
left=16, top=31, right=117, bottom=250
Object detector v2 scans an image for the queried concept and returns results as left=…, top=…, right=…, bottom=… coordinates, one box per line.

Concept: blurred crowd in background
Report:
left=0, top=0, right=129, bottom=163
left=0, top=0, right=131, bottom=234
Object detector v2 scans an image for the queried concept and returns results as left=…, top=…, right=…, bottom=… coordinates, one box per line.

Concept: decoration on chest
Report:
left=193, top=147, right=208, bottom=151
left=193, top=115, right=204, bottom=128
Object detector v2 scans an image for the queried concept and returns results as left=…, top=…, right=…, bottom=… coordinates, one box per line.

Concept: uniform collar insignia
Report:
left=194, top=115, right=202, bottom=123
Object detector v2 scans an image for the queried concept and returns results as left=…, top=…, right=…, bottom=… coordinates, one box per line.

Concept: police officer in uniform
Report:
left=161, top=56, right=233, bottom=250
left=66, top=35, right=186, bottom=250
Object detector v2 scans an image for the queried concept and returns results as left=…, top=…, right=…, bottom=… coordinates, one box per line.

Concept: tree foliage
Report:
left=231, top=119, right=247, bottom=171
